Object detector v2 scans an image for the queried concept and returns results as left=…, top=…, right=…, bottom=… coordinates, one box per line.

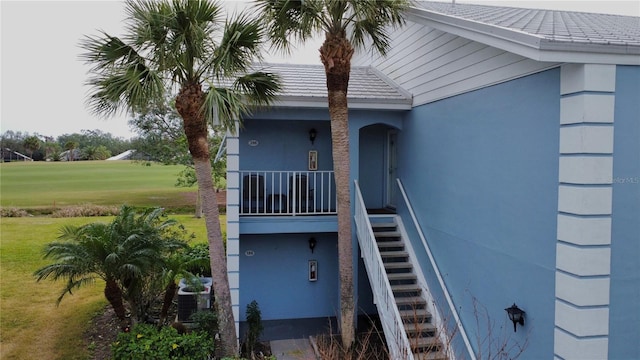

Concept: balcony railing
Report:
left=239, top=171, right=336, bottom=216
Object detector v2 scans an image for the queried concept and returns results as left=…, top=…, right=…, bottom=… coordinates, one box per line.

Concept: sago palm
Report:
left=80, top=0, right=280, bottom=354
left=256, top=0, right=409, bottom=348
left=34, top=206, right=186, bottom=326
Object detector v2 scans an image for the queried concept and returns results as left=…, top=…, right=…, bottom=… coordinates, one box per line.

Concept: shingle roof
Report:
left=408, top=1, right=640, bottom=61
left=255, top=63, right=412, bottom=110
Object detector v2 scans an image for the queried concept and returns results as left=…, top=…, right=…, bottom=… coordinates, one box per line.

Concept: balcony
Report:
left=240, top=171, right=336, bottom=216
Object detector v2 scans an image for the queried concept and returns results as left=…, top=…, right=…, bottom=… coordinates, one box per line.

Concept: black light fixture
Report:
left=505, top=303, right=525, bottom=332
left=309, top=128, right=317, bottom=145
left=308, top=237, right=317, bottom=253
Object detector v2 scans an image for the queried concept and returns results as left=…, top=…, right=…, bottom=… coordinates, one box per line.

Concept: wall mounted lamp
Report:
left=309, top=128, right=317, bottom=145
left=308, top=237, right=317, bottom=253
left=505, top=303, right=525, bottom=332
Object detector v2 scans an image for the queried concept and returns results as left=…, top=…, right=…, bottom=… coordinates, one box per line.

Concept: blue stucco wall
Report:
left=240, top=117, right=333, bottom=171
left=609, top=65, right=640, bottom=359
left=239, top=233, right=339, bottom=321
left=397, top=69, right=560, bottom=358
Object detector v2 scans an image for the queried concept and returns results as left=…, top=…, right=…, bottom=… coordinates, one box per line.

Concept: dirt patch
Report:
left=84, top=307, right=121, bottom=360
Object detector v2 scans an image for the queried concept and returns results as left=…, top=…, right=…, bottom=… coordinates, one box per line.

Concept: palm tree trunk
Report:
left=177, top=81, right=238, bottom=356
left=159, top=281, right=178, bottom=326
left=321, top=34, right=356, bottom=349
left=104, top=278, right=127, bottom=323
left=194, top=156, right=237, bottom=354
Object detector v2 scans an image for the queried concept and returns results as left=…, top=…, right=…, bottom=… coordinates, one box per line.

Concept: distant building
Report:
left=107, top=150, right=152, bottom=161
left=1, top=148, right=32, bottom=162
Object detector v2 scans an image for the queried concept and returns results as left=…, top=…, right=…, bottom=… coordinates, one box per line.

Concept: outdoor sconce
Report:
left=505, top=303, right=525, bottom=332
left=309, top=128, right=317, bottom=145
left=308, top=237, right=317, bottom=253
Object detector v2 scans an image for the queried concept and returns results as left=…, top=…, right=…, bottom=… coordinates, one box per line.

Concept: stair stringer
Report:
left=394, top=215, right=454, bottom=360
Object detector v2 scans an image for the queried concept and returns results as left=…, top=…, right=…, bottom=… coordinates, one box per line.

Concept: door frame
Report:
left=385, top=129, right=398, bottom=209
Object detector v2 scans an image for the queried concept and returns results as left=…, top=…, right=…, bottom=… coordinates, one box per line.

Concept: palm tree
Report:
left=79, top=0, right=280, bottom=354
left=34, top=206, right=186, bottom=326
left=256, top=0, right=409, bottom=348
left=23, top=135, right=40, bottom=159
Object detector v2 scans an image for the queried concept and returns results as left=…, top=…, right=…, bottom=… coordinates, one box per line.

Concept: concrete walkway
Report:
left=270, top=338, right=316, bottom=360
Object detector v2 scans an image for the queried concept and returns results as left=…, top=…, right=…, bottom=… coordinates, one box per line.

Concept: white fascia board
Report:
left=405, top=8, right=640, bottom=66
left=273, top=98, right=412, bottom=110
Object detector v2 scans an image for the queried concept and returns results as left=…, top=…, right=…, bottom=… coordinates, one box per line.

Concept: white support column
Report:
left=225, top=127, right=241, bottom=339
left=555, top=64, right=615, bottom=360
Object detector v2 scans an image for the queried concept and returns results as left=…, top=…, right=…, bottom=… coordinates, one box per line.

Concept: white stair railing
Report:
left=397, top=179, right=476, bottom=360
left=354, top=180, right=413, bottom=360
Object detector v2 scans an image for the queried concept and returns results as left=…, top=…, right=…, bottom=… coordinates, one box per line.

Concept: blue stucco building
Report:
left=224, top=3, right=639, bottom=359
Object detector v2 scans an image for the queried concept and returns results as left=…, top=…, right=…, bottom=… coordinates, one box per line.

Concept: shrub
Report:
left=50, top=204, right=120, bottom=217
left=182, top=243, right=212, bottom=277
left=190, top=310, right=218, bottom=338
left=0, top=207, right=30, bottom=217
left=242, top=300, right=264, bottom=357
left=112, top=323, right=214, bottom=360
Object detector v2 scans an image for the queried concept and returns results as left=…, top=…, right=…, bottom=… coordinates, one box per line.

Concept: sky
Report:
left=1, top=1, right=638, bottom=140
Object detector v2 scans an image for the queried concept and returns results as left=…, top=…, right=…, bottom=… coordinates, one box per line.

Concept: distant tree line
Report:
left=1, top=111, right=226, bottom=191
left=0, top=129, right=131, bottom=162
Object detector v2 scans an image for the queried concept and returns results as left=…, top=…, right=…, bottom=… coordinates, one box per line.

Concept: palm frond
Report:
left=210, top=11, right=265, bottom=78
left=233, top=71, right=282, bottom=107
left=254, top=0, right=322, bottom=52
left=201, top=86, right=246, bottom=131
left=349, top=0, right=408, bottom=55
left=84, top=60, right=165, bottom=117
left=57, top=276, right=98, bottom=305
left=79, top=32, right=145, bottom=72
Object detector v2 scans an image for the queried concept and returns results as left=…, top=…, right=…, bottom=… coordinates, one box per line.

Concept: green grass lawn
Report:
left=0, top=161, right=224, bottom=360
left=0, top=215, right=218, bottom=360
left=0, top=161, right=194, bottom=209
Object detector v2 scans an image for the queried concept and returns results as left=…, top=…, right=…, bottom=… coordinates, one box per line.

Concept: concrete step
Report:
left=412, top=348, right=448, bottom=360
left=376, top=240, right=404, bottom=249
left=387, top=273, right=417, bottom=281
left=404, top=321, right=437, bottom=335
left=374, top=231, right=401, bottom=238
left=395, top=296, right=426, bottom=306
left=384, top=262, right=413, bottom=269
left=399, top=308, right=432, bottom=322
left=371, top=222, right=397, bottom=229
left=380, top=250, right=409, bottom=258
left=409, top=336, right=442, bottom=353
left=392, top=284, right=422, bottom=293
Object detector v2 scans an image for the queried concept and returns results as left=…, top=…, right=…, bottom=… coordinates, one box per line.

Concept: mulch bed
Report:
left=84, top=306, right=121, bottom=360
left=83, top=301, right=272, bottom=360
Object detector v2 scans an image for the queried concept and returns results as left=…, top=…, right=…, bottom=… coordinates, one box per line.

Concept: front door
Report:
left=386, top=130, right=398, bottom=208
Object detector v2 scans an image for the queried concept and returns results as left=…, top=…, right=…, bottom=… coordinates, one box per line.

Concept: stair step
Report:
left=371, top=222, right=397, bottom=229
left=410, top=336, right=442, bottom=352
left=380, top=250, right=408, bottom=258
left=374, top=231, right=401, bottom=238
left=392, top=284, right=422, bottom=292
left=387, top=273, right=417, bottom=281
left=404, top=321, right=437, bottom=334
left=395, top=296, right=426, bottom=306
left=411, top=351, right=448, bottom=360
left=377, top=243, right=404, bottom=251
left=384, top=262, right=413, bottom=269
left=399, top=308, right=432, bottom=322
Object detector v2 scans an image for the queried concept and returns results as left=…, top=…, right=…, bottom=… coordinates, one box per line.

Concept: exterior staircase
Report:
left=371, top=218, right=446, bottom=360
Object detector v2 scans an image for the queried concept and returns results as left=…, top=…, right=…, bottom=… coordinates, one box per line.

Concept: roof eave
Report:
left=274, top=96, right=412, bottom=110
left=405, top=6, right=640, bottom=66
